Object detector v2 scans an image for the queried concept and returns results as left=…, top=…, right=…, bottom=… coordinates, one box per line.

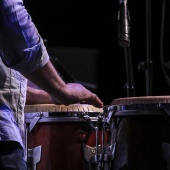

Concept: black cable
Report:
left=160, top=0, right=170, bottom=88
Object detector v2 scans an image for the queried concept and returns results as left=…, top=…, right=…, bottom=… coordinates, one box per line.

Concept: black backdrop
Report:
left=24, top=0, right=170, bottom=105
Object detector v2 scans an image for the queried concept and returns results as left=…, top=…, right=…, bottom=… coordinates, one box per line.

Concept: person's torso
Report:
left=0, top=57, right=27, bottom=145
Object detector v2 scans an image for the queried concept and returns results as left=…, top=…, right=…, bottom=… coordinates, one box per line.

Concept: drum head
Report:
left=111, top=96, right=170, bottom=117
left=24, top=104, right=103, bottom=113
left=111, top=96, right=170, bottom=105
left=24, top=104, right=103, bottom=123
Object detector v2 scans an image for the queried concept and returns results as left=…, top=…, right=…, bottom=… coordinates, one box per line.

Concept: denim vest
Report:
left=0, top=57, right=27, bottom=147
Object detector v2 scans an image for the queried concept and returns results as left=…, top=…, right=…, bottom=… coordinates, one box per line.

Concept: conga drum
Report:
left=24, top=104, right=108, bottom=170
left=108, top=96, right=170, bottom=170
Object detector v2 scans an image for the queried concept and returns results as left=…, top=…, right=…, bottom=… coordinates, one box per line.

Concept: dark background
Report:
left=24, top=0, right=170, bottom=105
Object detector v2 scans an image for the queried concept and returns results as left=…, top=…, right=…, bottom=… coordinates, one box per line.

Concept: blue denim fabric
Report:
left=0, top=0, right=49, bottom=74
left=0, top=142, right=27, bottom=170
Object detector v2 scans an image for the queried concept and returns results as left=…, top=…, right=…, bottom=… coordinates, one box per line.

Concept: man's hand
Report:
left=50, top=83, right=103, bottom=108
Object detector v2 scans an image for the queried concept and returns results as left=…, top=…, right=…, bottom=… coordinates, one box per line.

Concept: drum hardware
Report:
left=82, top=112, right=104, bottom=170
left=26, top=113, right=43, bottom=170
left=104, top=105, right=117, bottom=124
left=100, top=119, right=117, bottom=170
left=81, top=111, right=104, bottom=144
left=27, top=146, right=42, bottom=170
left=83, top=145, right=102, bottom=169
left=102, top=143, right=116, bottom=170
left=28, top=113, right=43, bottom=132
left=82, top=113, right=95, bottom=130
left=82, top=110, right=117, bottom=170
left=87, top=127, right=116, bottom=170
left=86, top=124, right=103, bottom=170
left=90, top=105, right=120, bottom=170
left=113, top=103, right=170, bottom=118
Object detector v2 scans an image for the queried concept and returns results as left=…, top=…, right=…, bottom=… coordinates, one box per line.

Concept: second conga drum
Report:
left=109, top=96, right=170, bottom=170
left=24, top=104, right=106, bottom=170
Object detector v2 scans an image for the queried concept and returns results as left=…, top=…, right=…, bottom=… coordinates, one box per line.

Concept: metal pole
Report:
left=145, top=0, right=153, bottom=96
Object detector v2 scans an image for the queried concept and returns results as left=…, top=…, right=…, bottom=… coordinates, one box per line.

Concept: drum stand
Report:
left=82, top=107, right=117, bottom=170
left=25, top=114, right=43, bottom=170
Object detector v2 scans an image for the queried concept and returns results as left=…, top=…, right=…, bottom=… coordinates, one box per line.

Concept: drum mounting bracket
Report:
left=27, top=145, right=42, bottom=170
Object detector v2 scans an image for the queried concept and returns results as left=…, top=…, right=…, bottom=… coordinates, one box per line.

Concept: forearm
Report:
left=26, top=86, right=55, bottom=105
left=23, top=61, right=103, bottom=107
left=23, top=61, right=68, bottom=104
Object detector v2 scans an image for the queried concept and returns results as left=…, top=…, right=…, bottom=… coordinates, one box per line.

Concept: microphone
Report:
left=118, top=0, right=130, bottom=47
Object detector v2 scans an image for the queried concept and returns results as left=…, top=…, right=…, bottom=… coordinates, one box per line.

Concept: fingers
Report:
left=75, top=84, right=103, bottom=108
left=94, top=95, right=104, bottom=108
left=80, top=93, right=103, bottom=108
left=56, top=83, right=104, bottom=107
left=89, top=93, right=103, bottom=108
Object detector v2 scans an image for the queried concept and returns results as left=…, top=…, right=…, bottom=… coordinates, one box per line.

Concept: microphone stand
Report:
left=124, top=47, right=136, bottom=97
left=118, top=0, right=136, bottom=97
left=137, top=0, right=153, bottom=96
left=145, top=0, right=153, bottom=96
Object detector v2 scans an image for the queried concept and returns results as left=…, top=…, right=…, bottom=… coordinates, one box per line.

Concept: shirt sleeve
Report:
left=0, top=0, right=49, bottom=74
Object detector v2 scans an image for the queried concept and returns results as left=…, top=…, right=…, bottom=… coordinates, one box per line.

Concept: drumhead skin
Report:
left=24, top=104, right=103, bottom=113
left=111, top=96, right=170, bottom=105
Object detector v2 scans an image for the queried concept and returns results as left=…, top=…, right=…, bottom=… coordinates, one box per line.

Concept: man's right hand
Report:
left=51, top=83, right=103, bottom=108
